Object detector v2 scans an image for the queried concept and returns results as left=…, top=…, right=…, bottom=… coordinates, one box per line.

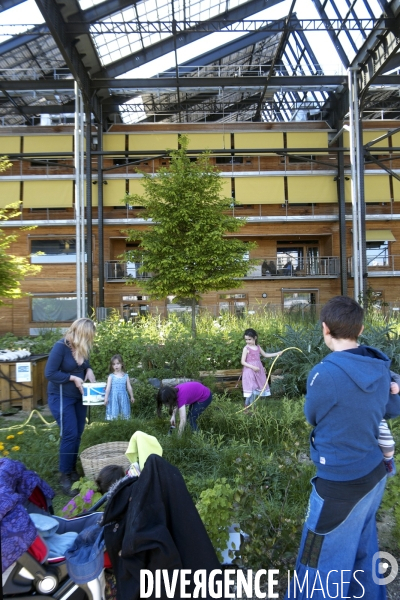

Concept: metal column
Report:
left=336, top=125, right=348, bottom=296
left=348, top=68, right=365, bottom=302
left=85, top=108, right=93, bottom=313
left=98, top=116, right=105, bottom=308
left=74, top=81, right=86, bottom=318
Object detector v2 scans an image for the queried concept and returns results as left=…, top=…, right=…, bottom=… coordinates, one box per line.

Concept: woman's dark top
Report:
left=45, top=339, right=90, bottom=400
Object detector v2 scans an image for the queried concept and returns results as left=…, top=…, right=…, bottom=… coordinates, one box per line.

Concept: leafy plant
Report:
left=0, top=193, right=41, bottom=305
left=60, top=477, right=102, bottom=518
left=196, top=478, right=235, bottom=562
left=233, top=449, right=311, bottom=571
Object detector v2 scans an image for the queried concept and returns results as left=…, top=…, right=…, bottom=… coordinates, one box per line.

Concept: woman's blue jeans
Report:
left=285, top=475, right=387, bottom=600
left=48, top=392, right=87, bottom=474
left=187, top=393, right=212, bottom=431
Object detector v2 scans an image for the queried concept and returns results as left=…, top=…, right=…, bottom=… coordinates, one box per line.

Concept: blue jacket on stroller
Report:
left=0, top=457, right=105, bottom=600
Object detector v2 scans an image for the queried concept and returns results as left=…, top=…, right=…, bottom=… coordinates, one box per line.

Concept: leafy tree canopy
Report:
left=121, top=136, right=256, bottom=307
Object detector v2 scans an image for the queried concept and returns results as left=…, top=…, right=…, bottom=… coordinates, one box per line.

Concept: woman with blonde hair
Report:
left=45, top=318, right=96, bottom=495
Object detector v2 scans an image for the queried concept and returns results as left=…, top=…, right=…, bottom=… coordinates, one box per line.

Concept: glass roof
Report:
left=78, top=0, right=109, bottom=10
left=0, top=0, right=399, bottom=126
left=91, top=0, right=254, bottom=67
left=0, top=0, right=44, bottom=43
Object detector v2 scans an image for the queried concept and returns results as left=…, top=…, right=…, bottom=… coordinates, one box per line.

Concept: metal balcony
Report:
left=245, top=256, right=340, bottom=278
left=105, top=256, right=340, bottom=282
left=105, top=261, right=152, bottom=281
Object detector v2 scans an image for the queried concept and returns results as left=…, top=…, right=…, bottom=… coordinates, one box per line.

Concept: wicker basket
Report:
left=80, top=441, right=130, bottom=480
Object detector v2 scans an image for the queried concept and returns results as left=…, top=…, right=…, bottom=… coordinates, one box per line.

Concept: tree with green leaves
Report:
left=122, top=136, right=256, bottom=334
left=0, top=156, right=40, bottom=305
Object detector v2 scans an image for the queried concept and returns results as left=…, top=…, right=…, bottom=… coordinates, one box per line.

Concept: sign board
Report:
left=16, top=362, right=31, bottom=383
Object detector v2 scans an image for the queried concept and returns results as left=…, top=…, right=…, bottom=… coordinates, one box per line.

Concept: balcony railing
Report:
left=245, top=257, right=340, bottom=278
left=105, top=261, right=152, bottom=281
left=105, top=257, right=340, bottom=282
left=347, top=255, right=400, bottom=277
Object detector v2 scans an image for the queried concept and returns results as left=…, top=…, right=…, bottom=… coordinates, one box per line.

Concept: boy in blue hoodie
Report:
left=285, top=296, right=400, bottom=600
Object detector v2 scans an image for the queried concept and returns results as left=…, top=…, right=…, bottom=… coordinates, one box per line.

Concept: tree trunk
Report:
left=191, top=296, right=197, bottom=337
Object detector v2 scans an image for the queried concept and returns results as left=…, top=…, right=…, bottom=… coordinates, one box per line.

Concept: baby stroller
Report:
left=1, top=458, right=107, bottom=600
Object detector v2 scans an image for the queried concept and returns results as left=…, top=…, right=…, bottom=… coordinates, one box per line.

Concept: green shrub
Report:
left=196, top=478, right=235, bottom=562
left=0, top=328, right=62, bottom=355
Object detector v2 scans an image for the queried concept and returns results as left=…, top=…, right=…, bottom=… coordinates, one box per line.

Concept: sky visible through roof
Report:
left=0, top=0, right=387, bottom=123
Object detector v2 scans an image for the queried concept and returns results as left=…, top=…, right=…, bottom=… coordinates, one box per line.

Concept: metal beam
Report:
left=4, top=103, right=75, bottom=115
left=0, top=89, right=30, bottom=124
left=0, top=28, right=44, bottom=56
left=0, top=74, right=347, bottom=91
left=383, top=52, right=400, bottom=72
left=93, top=0, right=284, bottom=79
left=354, top=11, right=400, bottom=98
left=0, top=73, right=395, bottom=93
left=0, top=0, right=25, bottom=11
left=95, top=75, right=345, bottom=89
left=61, top=17, right=387, bottom=35
left=33, top=0, right=100, bottom=119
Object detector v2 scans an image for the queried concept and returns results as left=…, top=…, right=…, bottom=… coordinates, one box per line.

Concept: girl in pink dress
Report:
left=241, top=328, right=282, bottom=408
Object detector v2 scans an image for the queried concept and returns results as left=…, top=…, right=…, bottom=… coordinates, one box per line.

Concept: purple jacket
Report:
left=0, top=458, right=55, bottom=572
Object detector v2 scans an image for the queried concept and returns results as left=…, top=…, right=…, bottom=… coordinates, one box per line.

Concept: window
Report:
left=366, top=241, right=389, bottom=267
left=122, top=299, right=149, bottom=321
left=215, top=157, right=243, bottom=164
left=30, top=208, right=67, bottom=212
left=277, top=241, right=320, bottom=275
left=166, top=296, right=199, bottom=315
left=282, top=290, right=318, bottom=310
left=30, top=160, right=64, bottom=168
left=31, top=296, right=84, bottom=322
left=30, top=238, right=87, bottom=263
left=219, top=293, right=247, bottom=317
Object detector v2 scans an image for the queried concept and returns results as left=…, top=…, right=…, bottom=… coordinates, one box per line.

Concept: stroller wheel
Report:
left=35, top=572, right=59, bottom=594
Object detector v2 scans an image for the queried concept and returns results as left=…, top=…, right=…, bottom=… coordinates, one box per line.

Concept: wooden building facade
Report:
left=1, top=121, right=400, bottom=337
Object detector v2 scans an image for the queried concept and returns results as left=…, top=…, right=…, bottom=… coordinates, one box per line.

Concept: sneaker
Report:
left=384, top=457, right=396, bottom=477
left=59, top=473, right=76, bottom=496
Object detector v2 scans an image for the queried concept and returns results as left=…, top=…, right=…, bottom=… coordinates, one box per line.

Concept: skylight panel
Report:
left=368, top=0, right=386, bottom=18
left=337, top=30, right=358, bottom=63
left=0, top=0, right=44, bottom=42
left=90, top=0, right=172, bottom=66
left=79, top=0, right=108, bottom=10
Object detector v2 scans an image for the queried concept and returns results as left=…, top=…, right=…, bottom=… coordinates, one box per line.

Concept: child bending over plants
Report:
left=156, top=382, right=212, bottom=433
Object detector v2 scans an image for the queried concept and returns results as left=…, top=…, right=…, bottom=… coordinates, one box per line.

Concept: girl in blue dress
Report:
left=104, top=354, right=134, bottom=420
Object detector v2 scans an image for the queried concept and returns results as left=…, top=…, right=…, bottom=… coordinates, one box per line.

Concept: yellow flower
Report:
left=6, top=435, right=14, bottom=440
left=11, top=446, right=20, bottom=451
left=0, top=445, right=4, bottom=451
left=3, top=450, right=9, bottom=456
left=17, top=431, right=24, bottom=435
